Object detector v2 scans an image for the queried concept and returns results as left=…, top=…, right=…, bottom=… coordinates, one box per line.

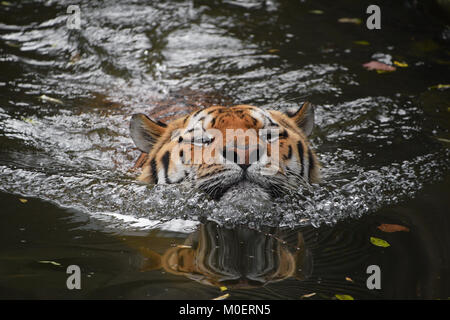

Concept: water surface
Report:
left=0, top=0, right=449, bottom=299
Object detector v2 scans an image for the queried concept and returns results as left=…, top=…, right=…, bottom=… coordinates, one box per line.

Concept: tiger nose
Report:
left=223, top=146, right=261, bottom=170
left=238, top=163, right=250, bottom=171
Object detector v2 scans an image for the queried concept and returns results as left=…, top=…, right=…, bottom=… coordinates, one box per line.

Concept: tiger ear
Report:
left=287, top=102, right=314, bottom=136
left=130, top=113, right=167, bottom=153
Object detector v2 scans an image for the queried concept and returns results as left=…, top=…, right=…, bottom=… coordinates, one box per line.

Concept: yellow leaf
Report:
left=345, top=277, right=353, bottom=282
left=268, top=49, right=279, bottom=53
left=21, top=117, right=35, bottom=124
left=370, top=237, right=390, bottom=247
left=435, top=59, right=450, bottom=65
left=335, top=294, right=354, bottom=300
left=428, top=84, right=450, bottom=90
left=219, top=286, right=227, bottom=292
left=354, top=40, right=370, bottom=46
left=5, top=41, right=20, bottom=48
left=338, top=18, right=362, bottom=25
left=309, top=10, right=324, bottom=15
left=436, top=137, right=450, bottom=143
left=18, top=198, right=28, bottom=203
left=1, top=1, right=12, bottom=6
left=301, top=293, right=316, bottom=299
left=176, top=245, right=192, bottom=248
left=376, top=69, right=395, bottom=74
left=212, top=293, right=230, bottom=300
left=393, top=60, right=408, bottom=67
left=38, top=260, right=61, bottom=266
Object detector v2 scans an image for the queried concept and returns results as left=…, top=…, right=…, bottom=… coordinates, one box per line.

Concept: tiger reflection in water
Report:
left=129, top=221, right=313, bottom=289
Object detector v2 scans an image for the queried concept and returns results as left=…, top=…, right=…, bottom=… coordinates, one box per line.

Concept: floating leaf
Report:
left=377, top=224, right=410, bottom=233
left=335, top=294, right=354, bottom=300
left=176, top=245, right=192, bottom=248
left=436, top=137, right=450, bottom=143
left=338, top=18, right=362, bottom=25
left=268, top=49, right=279, bottom=53
left=376, top=70, right=395, bottom=74
left=18, top=198, right=28, bottom=203
left=345, top=277, right=354, bottom=282
left=219, top=286, right=228, bottom=292
left=393, top=60, right=408, bottom=67
left=309, top=10, right=324, bottom=15
left=435, top=59, right=450, bottom=65
left=370, top=237, right=390, bottom=247
left=1, top=1, right=12, bottom=6
left=428, top=84, right=450, bottom=90
left=5, top=41, right=20, bottom=48
left=412, top=39, right=439, bottom=53
left=39, top=95, right=63, bottom=105
left=38, top=260, right=61, bottom=266
left=363, top=61, right=396, bottom=72
left=21, top=117, right=35, bottom=124
left=354, top=40, right=370, bottom=46
left=301, top=293, right=316, bottom=299
left=69, top=53, right=81, bottom=64
left=212, top=293, right=230, bottom=300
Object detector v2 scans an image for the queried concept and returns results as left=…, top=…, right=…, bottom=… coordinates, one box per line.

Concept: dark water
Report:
left=0, top=0, right=449, bottom=299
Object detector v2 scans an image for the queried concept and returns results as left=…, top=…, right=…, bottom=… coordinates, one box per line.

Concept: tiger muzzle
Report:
left=222, top=143, right=263, bottom=171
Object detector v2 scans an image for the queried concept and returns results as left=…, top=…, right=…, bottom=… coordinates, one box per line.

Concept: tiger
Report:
left=129, top=102, right=320, bottom=200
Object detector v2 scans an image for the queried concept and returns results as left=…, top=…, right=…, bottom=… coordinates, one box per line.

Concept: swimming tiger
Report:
left=129, top=102, right=320, bottom=200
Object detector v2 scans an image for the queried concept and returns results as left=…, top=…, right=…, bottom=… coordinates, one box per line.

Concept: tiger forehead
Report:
left=184, top=105, right=278, bottom=131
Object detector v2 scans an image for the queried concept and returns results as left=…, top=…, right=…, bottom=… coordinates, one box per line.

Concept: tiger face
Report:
left=130, top=102, right=320, bottom=200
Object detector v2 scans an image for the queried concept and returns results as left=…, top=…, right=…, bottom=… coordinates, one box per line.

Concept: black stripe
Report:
left=308, top=148, right=315, bottom=179
left=279, top=118, right=299, bottom=134
left=150, top=158, right=158, bottom=184
left=297, top=141, right=304, bottom=176
left=284, top=145, right=292, bottom=160
left=142, top=130, right=156, bottom=146
left=268, top=118, right=279, bottom=127
left=156, top=120, right=167, bottom=128
left=161, top=151, right=171, bottom=182
left=193, top=109, right=202, bottom=117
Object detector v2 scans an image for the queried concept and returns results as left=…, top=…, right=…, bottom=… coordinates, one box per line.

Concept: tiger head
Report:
left=130, top=102, right=320, bottom=200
